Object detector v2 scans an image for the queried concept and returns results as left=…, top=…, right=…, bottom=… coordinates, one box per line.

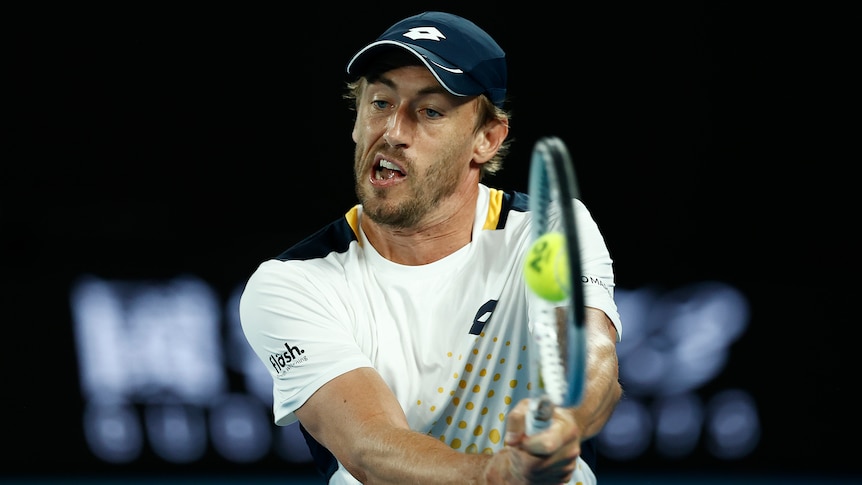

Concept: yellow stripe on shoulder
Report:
left=345, top=205, right=363, bottom=246
left=483, top=188, right=504, bottom=230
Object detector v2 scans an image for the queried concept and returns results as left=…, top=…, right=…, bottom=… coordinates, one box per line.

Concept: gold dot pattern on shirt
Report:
left=420, top=331, right=534, bottom=457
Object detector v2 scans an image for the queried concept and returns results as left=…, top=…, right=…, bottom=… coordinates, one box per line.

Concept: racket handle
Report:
left=526, top=395, right=554, bottom=435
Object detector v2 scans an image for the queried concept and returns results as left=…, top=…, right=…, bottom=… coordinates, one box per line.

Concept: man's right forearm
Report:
left=296, top=368, right=521, bottom=484
left=335, top=425, right=513, bottom=485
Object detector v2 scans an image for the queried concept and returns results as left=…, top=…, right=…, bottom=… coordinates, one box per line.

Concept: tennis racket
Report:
left=525, top=136, right=586, bottom=435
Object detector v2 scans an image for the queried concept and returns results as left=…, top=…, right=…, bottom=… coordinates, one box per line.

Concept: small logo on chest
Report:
left=469, top=300, right=498, bottom=335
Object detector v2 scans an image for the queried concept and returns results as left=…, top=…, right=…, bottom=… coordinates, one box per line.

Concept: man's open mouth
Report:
left=375, top=159, right=405, bottom=180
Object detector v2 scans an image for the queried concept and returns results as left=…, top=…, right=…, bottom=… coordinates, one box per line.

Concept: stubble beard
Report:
left=354, top=142, right=463, bottom=230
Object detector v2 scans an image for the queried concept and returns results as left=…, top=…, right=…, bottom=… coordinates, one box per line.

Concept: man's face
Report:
left=352, top=65, right=482, bottom=229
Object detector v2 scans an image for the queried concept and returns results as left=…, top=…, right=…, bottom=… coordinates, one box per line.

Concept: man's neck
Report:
left=362, top=184, right=479, bottom=266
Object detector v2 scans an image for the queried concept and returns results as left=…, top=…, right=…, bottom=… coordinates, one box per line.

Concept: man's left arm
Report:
left=571, top=306, right=622, bottom=438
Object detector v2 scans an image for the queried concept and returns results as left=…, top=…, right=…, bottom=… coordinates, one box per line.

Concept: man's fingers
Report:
left=504, top=399, right=530, bottom=445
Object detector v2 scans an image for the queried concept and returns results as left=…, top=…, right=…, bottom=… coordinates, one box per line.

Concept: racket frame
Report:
left=526, top=136, right=587, bottom=432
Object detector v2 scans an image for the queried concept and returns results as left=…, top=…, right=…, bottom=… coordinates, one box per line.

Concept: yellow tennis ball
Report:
left=524, top=232, right=570, bottom=302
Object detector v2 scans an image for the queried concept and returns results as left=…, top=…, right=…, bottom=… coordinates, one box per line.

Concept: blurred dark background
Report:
left=4, top=2, right=856, bottom=483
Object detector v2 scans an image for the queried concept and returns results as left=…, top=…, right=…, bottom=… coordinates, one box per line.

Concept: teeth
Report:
left=375, top=159, right=402, bottom=180
left=374, top=171, right=396, bottom=180
left=380, top=160, right=399, bottom=170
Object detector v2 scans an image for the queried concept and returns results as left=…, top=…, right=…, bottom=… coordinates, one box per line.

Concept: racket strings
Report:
left=526, top=136, right=585, bottom=434
left=532, top=302, right=567, bottom=407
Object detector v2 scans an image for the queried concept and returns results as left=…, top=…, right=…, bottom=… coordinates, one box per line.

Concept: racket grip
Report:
left=526, top=395, right=554, bottom=435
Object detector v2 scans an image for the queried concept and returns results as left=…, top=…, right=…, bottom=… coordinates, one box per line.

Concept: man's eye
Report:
left=424, top=108, right=441, bottom=118
left=372, top=100, right=389, bottom=109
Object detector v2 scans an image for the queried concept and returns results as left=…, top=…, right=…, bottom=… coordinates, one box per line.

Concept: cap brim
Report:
left=347, top=40, right=485, bottom=99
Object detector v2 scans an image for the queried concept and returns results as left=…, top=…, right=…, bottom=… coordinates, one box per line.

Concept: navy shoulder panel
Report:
left=495, top=189, right=529, bottom=229
left=508, top=190, right=529, bottom=213
left=276, top=216, right=357, bottom=262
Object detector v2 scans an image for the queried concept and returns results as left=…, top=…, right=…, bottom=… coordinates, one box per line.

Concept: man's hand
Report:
left=483, top=398, right=582, bottom=484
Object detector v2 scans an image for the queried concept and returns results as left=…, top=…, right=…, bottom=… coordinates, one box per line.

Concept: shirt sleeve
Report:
left=573, top=199, right=623, bottom=341
left=239, top=258, right=374, bottom=426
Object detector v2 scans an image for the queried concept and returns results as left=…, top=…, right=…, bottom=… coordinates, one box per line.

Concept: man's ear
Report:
left=475, top=118, right=509, bottom=163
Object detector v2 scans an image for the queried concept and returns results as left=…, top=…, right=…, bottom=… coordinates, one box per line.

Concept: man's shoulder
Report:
left=480, top=184, right=529, bottom=231
left=276, top=207, right=361, bottom=262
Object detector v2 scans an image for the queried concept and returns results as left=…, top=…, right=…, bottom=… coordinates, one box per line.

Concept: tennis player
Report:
left=240, top=11, right=622, bottom=484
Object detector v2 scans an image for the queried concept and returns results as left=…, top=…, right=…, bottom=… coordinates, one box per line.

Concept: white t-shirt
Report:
left=240, top=183, right=622, bottom=484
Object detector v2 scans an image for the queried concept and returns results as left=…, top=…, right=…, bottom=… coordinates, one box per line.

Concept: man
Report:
left=240, top=11, right=622, bottom=484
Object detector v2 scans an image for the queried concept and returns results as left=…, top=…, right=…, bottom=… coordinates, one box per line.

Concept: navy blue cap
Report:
left=347, top=11, right=507, bottom=107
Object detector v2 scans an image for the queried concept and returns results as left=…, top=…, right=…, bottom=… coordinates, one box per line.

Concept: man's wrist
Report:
left=482, top=447, right=525, bottom=485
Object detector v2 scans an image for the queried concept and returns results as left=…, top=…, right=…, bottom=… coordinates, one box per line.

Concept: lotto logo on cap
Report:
left=347, top=11, right=507, bottom=107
